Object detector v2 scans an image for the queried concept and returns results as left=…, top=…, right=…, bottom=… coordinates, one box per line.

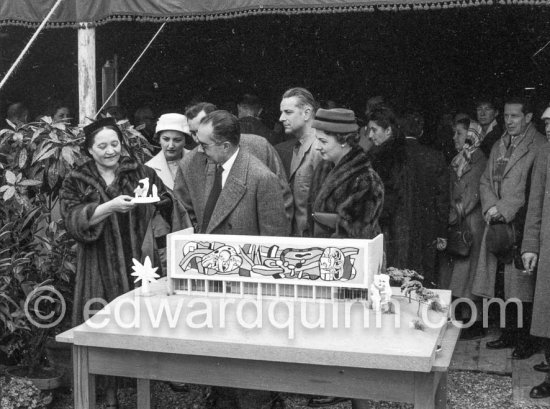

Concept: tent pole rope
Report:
left=0, top=0, right=64, bottom=93
left=96, top=22, right=167, bottom=118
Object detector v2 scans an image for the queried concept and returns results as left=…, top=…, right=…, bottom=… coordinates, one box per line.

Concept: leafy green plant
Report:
left=0, top=115, right=152, bottom=375
left=0, top=117, right=82, bottom=375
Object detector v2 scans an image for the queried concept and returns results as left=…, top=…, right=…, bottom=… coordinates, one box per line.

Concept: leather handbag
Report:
left=446, top=221, right=473, bottom=257
left=311, top=212, right=339, bottom=237
left=486, top=222, right=516, bottom=264
left=446, top=203, right=472, bottom=257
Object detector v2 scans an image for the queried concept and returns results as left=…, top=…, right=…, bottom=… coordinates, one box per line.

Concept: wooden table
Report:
left=57, top=279, right=459, bottom=409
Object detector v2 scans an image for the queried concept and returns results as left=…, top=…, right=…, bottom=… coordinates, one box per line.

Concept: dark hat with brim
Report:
left=312, top=108, right=358, bottom=134
left=83, top=117, right=118, bottom=138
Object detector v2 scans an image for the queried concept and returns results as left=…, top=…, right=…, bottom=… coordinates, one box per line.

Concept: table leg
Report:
left=137, top=378, right=151, bottom=409
left=414, top=372, right=439, bottom=409
left=434, top=372, right=448, bottom=409
left=73, top=345, right=96, bottom=409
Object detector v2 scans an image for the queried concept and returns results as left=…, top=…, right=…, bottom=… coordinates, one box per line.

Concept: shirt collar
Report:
left=220, top=147, right=239, bottom=187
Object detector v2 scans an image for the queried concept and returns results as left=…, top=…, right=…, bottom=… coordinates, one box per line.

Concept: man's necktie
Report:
left=201, top=164, right=223, bottom=233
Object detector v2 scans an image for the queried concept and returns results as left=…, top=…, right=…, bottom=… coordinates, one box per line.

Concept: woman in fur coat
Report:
left=60, top=117, right=172, bottom=408
left=307, top=108, right=384, bottom=239
left=366, top=104, right=421, bottom=270
left=306, top=108, right=384, bottom=409
left=61, top=117, right=172, bottom=326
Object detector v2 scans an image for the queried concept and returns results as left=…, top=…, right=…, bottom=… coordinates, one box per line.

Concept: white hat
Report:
left=542, top=107, right=550, bottom=120
left=155, top=113, right=190, bottom=135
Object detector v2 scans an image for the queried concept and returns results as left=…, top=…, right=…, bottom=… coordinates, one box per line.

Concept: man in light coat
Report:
left=474, top=97, right=547, bottom=358
left=522, top=142, right=550, bottom=398
left=275, top=87, right=323, bottom=236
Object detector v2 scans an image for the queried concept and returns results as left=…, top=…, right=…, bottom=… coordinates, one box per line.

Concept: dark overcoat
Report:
left=60, top=157, right=171, bottom=325
left=307, top=146, right=384, bottom=239
left=522, top=145, right=550, bottom=338
left=370, top=136, right=422, bottom=271
left=405, top=138, right=449, bottom=285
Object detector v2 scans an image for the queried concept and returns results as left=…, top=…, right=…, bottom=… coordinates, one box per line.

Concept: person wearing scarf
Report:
left=473, top=97, right=547, bottom=360
left=440, top=120, right=488, bottom=339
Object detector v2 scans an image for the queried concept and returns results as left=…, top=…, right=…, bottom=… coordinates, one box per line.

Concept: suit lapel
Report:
left=289, top=134, right=315, bottom=180
left=503, top=127, right=534, bottom=177
left=206, top=149, right=248, bottom=233
left=194, top=156, right=213, bottom=227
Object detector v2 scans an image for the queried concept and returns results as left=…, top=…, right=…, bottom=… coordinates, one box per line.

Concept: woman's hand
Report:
left=436, top=237, right=447, bottom=251
left=107, top=195, right=136, bottom=213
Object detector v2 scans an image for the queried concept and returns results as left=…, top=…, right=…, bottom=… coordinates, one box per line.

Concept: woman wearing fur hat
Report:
left=60, top=117, right=172, bottom=408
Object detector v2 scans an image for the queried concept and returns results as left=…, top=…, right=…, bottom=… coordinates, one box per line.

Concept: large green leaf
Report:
left=5, top=170, right=16, bottom=184
left=18, top=148, right=28, bottom=169
left=32, top=146, right=57, bottom=164
left=31, top=127, right=45, bottom=143
left=18, top=179, right=42, bottom=187
left=49, top=130, right=60, bottom=143
left=61, top=146, right=74, bottom=166
left=3, top=186, right=15, bottom=201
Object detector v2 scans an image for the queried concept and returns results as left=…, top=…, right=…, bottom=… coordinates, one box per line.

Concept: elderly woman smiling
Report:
left=60, top=117, right=172, bottom=324
left=60, top=117, right=172, bottom=408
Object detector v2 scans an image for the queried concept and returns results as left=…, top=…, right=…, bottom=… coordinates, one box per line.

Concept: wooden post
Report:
left=78, top=24, right=96, bottom=125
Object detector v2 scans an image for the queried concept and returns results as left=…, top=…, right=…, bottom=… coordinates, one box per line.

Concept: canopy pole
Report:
left=96, top=22, right=166, bottom=118
left=78, top=23, right=96, bottom=125
left=0, top=0, right=64, bottom=93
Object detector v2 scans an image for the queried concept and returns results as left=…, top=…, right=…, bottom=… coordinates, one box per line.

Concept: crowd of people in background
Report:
left=4, top=88, right=550, bottom=408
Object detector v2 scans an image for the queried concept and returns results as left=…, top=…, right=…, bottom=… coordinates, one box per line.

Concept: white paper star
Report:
left=131, top=256, right=160, bottom=285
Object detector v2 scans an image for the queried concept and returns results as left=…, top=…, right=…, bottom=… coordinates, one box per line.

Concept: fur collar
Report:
left=313, top=147, right=373, bottom=209
left=69, top=156, right=141, bottom=200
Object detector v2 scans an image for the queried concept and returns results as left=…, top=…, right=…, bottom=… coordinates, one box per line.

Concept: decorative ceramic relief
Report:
left=167, top=233, right=384, bottom=294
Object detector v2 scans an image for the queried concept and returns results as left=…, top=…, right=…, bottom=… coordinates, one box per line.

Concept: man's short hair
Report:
left=282, top=87, right=318, bottom=111
left=238, top=93, right=261, bottom=110
left=504, top=97, right=534, bottom=115
left=185, top=102, right=217, bottom=120
left=6, top=102, right=29, bottom=121
left=475, top=96, right=498, bottom=111
left=200, top=110, right=240, bottom=146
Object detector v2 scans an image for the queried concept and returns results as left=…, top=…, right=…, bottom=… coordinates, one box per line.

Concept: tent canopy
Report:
left=2, top=0, right=541, bottom=27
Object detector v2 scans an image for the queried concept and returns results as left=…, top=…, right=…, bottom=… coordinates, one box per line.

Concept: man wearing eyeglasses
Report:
left=183, top=102, right=293, bottom=224
left=174, top=109, right=290, bottom=238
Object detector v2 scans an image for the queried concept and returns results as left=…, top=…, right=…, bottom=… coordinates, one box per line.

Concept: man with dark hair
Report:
left=237, top=93, right=282, bottom=145
left=473, top=96, right=547, bottom=358
left=476, top=97, right=502, bottom=157
left=5, top=102, right=29, bottom=129
left=521, top=142, right=550, bottom=398
left=275, top=87, right=323, bottom=236
left=182, top=102, right=293, bottom=223
left=133, top=106, right=156, bottom=143
left=174, top=109, right=289, bottom=236
left=185, top=102, right=217, bottom=142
